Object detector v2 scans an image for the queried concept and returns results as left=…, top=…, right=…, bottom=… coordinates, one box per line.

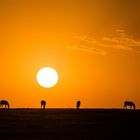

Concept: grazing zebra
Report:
left=0, top=100, right=10, bottom=109
left=124, top=101, right=135, bottom=110
left=76, top=100, right=81, bottom=109
left=41, top=100, right=46, bottom=109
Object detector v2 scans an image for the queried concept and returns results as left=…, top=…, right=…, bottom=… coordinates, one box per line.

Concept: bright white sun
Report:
left=36, top=67, right=58, bottom=88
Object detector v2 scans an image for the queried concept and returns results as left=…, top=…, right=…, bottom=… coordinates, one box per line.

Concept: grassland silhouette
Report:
left=0, top=99, right=139, bottom=140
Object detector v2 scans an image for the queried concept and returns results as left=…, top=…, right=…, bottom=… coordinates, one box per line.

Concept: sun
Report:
left=36, top=67, right=59, bottom=88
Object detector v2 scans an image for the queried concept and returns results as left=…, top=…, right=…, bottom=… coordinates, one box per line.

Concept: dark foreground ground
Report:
left=0, top=108, right=140, bottom=140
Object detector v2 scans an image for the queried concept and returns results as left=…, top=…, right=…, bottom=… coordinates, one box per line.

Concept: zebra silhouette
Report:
left=124, top=101, right=135, bottom=110
left=76, top=100, right=81, bottom=109
left=0, top=100, right=10, bottom=109
left=41, top=100, right=46, bottom=109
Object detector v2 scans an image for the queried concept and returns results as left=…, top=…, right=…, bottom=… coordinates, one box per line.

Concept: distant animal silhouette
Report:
left=124, top=101, right=135, bottom=110
left=41, top=100, right=46, bottom=109
left=76, top=100, right=81, bottom=109
left=0, top=100, right=10, bottom=109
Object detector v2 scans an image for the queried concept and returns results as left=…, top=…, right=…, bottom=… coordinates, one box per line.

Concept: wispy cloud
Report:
left=101, top=30, right=140, bottom=51
left=67, top=30, right=140, bottom=55
left=68, top=36, right=107, bottom=55
left=67, top=45, right=107, bottom=55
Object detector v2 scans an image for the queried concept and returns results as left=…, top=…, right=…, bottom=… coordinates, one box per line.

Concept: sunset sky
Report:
left=0, top=0, right=140, bottom=108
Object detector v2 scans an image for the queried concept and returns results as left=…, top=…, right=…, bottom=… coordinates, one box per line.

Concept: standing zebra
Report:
left=0, top=100, right=10, bottom=109
left=76, top=100, right=81, bottom=109
left=41, top=100, right=46, bottom=109
left=124, top=101, right=136, bottom=110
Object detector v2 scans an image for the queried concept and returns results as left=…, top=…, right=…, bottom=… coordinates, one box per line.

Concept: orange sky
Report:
left=0, top=0, right=140, bottom=108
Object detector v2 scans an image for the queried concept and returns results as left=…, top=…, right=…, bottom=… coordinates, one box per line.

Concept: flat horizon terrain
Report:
left=0, top=108, right=139, bottom=140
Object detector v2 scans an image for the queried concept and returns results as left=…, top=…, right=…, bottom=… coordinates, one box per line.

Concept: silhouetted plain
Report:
left=0, top=109, right=140, bottom=140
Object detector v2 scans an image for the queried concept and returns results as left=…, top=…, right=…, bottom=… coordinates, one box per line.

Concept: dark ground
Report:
left=0, top=108, right=140, bottom=140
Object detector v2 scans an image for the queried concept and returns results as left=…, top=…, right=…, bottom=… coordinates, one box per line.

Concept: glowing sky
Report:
left=0, top=0, right=140, bottom=108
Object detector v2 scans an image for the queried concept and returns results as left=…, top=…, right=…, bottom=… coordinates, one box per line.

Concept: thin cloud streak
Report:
left=67, top=30, right=140, bottom=55
left=67, top=45, right=107, bottom=55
